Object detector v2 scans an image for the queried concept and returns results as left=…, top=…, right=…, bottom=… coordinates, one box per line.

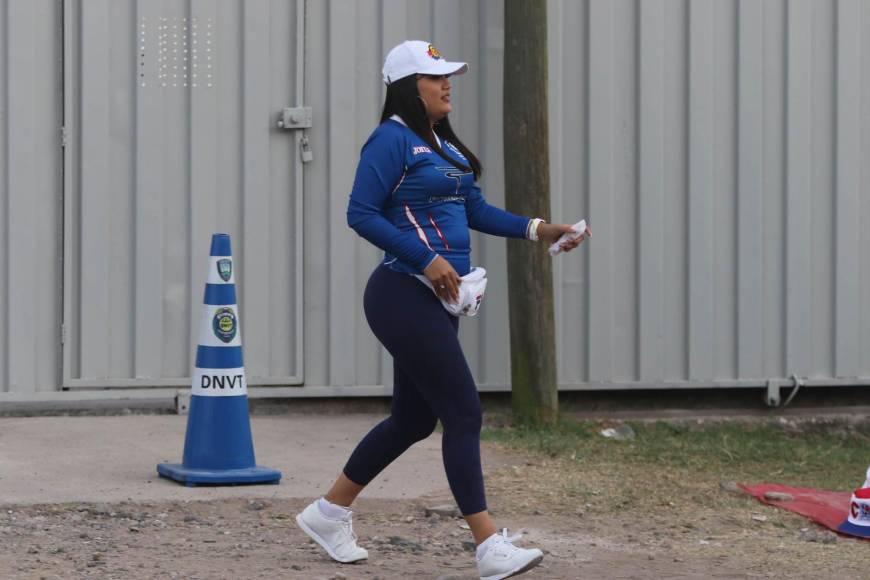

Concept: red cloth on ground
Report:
left=739, top=483, right=867, bottom=538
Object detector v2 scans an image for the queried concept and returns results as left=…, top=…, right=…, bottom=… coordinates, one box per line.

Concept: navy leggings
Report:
left=343, top=265, right=486, bottom=516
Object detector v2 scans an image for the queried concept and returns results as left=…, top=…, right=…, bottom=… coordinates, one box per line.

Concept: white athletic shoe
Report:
left=476, top=529, right=544, bottom=580
left=295, top=500, right=369, bottom=563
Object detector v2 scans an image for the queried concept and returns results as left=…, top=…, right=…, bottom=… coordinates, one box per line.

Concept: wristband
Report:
left=527, top=218, right=545, bottom=242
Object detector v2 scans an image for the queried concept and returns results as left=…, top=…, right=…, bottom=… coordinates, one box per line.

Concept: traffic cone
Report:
left=157, top=233, right=282, bottom=486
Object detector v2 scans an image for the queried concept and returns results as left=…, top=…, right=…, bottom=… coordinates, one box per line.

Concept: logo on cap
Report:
left=217, top=258, right=232, bottom=282
left=427, top=44, right=442, bottom=60
left=212, top=307, right=237, bottom=343
left=852, top=500, right=870, bottom=521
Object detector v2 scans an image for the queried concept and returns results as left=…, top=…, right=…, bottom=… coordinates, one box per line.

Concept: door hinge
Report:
left=60, top=324, right=66, bottom=344
left=60, top=125, right=69, bottom=147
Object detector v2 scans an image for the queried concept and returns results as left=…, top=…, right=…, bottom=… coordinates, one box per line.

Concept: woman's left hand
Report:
left=536, top=222, right=591, bottom=252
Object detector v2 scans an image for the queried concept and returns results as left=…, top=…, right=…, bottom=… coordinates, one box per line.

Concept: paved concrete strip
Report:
left=0, top=415, right=503, bottom=506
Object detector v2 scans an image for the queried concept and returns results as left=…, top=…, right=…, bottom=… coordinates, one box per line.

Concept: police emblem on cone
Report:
left=156, top=233, right=282, bottom=486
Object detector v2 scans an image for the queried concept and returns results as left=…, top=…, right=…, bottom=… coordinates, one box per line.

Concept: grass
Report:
left=478, top=415, right=870, bottom=578
left=481, top=417, right=870, bottom=492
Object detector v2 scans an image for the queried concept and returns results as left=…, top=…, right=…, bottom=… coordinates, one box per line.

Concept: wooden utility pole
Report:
left=503, top=0, right=558, bottom=424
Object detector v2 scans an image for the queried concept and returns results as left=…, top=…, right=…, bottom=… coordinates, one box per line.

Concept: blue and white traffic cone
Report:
left=157, top=233, right=281, bottom=486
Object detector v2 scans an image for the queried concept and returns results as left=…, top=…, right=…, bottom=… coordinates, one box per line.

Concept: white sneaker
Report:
left=476, top=529, right=544, bottom=580
left=295, top=500, right=369, bottom=563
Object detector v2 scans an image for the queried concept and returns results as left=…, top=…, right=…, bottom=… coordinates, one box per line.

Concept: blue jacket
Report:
left=347, top=118, right=530, bottom=276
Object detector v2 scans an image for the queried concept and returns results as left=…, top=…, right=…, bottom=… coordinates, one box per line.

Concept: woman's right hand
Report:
left=423, top=256, right=462, bottom=303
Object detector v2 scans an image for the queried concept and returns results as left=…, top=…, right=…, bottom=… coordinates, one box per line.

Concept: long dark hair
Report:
left=379, top=75, right=482, bottom=180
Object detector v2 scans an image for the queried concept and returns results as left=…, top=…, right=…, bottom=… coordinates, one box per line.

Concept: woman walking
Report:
left=296, top=40, right=587, bottom=580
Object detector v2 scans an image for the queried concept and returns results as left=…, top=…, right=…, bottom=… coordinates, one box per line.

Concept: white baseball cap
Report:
left=382, top=40, right=468, bottom=85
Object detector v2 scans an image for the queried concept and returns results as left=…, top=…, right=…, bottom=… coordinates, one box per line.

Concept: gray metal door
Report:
left=62, top=0, right=306, bottom=388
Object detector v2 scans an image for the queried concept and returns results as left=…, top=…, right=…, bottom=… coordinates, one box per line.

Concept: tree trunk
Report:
left=503, top=0, right=558, bottom=424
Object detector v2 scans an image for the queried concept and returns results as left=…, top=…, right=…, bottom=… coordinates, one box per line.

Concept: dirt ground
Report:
left=1, top=438, right=866, bottom=580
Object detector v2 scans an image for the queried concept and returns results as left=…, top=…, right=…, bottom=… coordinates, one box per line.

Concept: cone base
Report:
left=156, top=463, right=282, bottom=486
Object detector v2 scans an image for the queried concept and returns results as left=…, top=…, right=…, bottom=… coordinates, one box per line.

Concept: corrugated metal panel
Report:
left=545, top=0, right=870, bottom=387
left=306, top=0, right=514, bottom=389
left=1, top=0, right=869, bottom=398
left=62, top=0, right=304, bottom=387
left=0, top=0, right=5, bottom=393
left=0, top=0, right=63, bottom=394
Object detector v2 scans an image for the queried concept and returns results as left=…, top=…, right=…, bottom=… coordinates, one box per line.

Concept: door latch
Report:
left=277, top=107, right=312, bottom=130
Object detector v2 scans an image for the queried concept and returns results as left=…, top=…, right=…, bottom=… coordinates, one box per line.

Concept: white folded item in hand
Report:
left=416, top=267, right=488, bottom=317
left=548, top=219, right=588, bottom=256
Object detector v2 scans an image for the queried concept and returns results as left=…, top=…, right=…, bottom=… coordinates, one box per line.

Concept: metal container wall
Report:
left=548, top=0, right=870, bottom=388
left=0, top=0, right=63, bottom=395
left=304, top=0, right=512, bottom=390
left=1, top=0, right=869, bottom=398
left=62, top=0, right=305, bottom=389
